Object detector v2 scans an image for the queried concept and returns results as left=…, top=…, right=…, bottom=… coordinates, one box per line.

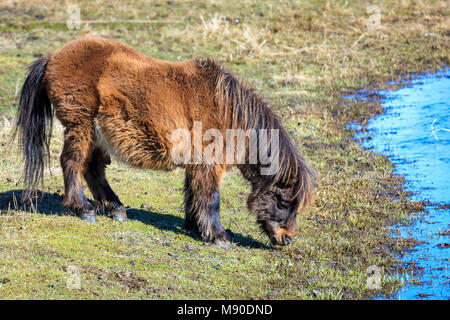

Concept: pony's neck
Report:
left=212, top=62, right=309, bottom=187
left=209, top=59, right=315, bottom=210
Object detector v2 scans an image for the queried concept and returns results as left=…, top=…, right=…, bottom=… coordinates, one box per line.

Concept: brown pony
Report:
left=14, top=37, right=315, bottom=247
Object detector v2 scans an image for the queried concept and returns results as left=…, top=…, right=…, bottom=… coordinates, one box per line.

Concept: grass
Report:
left=0, top=0, right=448, bottom=299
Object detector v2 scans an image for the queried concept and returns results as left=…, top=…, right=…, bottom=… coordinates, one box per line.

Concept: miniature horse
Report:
left=14, top=37, right=315, bottom=247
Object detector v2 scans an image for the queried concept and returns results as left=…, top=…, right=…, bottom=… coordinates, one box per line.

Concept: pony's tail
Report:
left=12, top=55, right=53, bottom=200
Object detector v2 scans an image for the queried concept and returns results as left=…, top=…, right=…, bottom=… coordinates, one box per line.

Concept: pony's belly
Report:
left=94, top=119, right=176, bottom=171
left=94, top=121, right=122, bottom=161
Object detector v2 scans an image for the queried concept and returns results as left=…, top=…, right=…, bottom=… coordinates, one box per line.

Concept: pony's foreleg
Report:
left=60, top=125, right=96, bottom=222
left=83, top=147, right=127, bottom=221
left=184, top=165, right=231, bottom=247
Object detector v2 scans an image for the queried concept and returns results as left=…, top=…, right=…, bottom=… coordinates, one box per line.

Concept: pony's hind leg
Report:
left=184, top=165, right=232, bottom=248
left=84, top=147, right=127, bottom=222
left=60, top=125, right=97, bottom=222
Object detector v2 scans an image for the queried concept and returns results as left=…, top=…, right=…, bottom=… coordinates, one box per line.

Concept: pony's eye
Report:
left=271, top=217, right=285, bottom=224
left=276, top=199, right=290, bottom=210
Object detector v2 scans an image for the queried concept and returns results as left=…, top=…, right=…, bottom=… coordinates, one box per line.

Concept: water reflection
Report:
left=352, top=69, right=449, bottom=300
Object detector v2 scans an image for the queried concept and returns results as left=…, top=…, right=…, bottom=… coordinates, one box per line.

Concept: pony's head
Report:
left=244, top=108, right=316, bottom=246
left=247, top=164, right=315, bottom=246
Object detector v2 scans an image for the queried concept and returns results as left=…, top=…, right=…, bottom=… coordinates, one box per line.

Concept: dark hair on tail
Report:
left=12, top=55, right=53, bottom=199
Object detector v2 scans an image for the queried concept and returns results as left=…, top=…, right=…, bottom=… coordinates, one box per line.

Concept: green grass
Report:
left=0, top=0, right=448, bottom=299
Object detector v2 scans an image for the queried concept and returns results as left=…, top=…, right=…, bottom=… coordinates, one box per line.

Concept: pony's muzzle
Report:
left=271, top=229, right=295, bottom=246
left=282, top=233, right=293, bottom=245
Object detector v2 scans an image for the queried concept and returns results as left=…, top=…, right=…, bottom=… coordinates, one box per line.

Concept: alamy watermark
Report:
left=366, top=5, right=381, bottom=31
left=171, top=122, right=280, bottom=175
left=66, top=4, right=81, bottom=30
left=366, top=265, right=382, bottom=289
left=66, top=265, right=81, bottom=290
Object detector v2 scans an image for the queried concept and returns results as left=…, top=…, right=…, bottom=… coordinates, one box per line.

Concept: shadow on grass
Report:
left=0, top=189, right=270, bottom=249
left=0, top=190, right=68, bottom=216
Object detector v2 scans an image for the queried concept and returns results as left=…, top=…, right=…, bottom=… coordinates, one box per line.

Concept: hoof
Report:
left=79, top=211, right=97, bottom=223
left=213, top=231, right=234, bottom=250
left=214, top=239, right=235, bottom=250
left=110, top=208, right=127, bottom=222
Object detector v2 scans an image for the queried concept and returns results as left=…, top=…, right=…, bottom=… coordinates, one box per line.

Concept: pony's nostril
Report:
left=270, top=236, right=279, bottom=245
left=282, top=234, right=293, bottom=245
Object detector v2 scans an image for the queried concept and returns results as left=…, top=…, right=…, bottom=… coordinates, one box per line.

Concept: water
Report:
left=351, top=70, right=450, bottom=300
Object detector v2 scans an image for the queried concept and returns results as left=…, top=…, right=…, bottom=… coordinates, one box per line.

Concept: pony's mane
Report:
left=200, top=59, right=316, bottom=211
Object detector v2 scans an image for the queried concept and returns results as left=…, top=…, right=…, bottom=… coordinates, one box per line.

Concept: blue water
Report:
left=351, top=70, right=450, bottom=300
